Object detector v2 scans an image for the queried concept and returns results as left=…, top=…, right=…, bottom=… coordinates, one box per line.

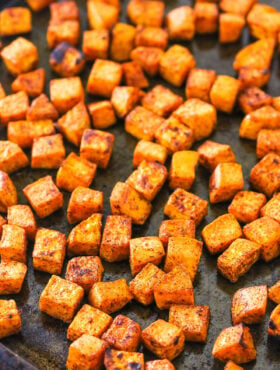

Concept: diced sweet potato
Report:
left=50, top=1, right=79, bottom=21
left=219, top=14, right=245, bottom=44
left=7, top=205, right=36, bottom=240
left=0, top=260, right=27, bottom=295
left=127, top=0, right=165, bottom=27
left=26, top=94, right=58, bottom=121
left=135, top=25, right=168, bottom=50
left=158, top=219, right=195, bottom=248
left=0, top=91, right=29, bottom=125
left=0, top=224, right=27, bottom=264
left=88, top=101, right=116, bottom=129
left=261, top=192, right=280, bottom=223
left=26, top=0, right=55, bottom=12
left=11, top=68, right=45, bottom=97
left=111, top=86, right=141, bottom=118
left=122, top=61, right=149, bottom=88
left=130, top=46, right=164, bottom=76
left=104, top=348, right=144, bottom=370
left=0, top=141, right=28, bottom=174
left=82, top=29, right=109, bottom=60
left=145, top=360, right=175, bottom=370
left=0, top=171, right=18, bottom=212
left=256, top=129, right=280, bottom=158
left=224, top=361, right=244, bottom=370
left=220, top=0, right=256, bottom=16
left=268, top=304, right=280, bottom=339
left=197, top=140, right=236, bottom=172
left=169, top=151, right=199, bottom=190
left=238, top=87, right=272, bottom=114
left=50, top=42, right=85, bottom=77
left=194, top=2, right=218, bottom=34
left=31, top=134, right=66, bottom=169
left=268, top=280, right=280, bottom=304
left=0, top=7, right=31, bottom=37
left=47, top=20, right=80, bottom=49
left=272, top=96, right=280, bottom=111
left=228, top=191, right=266, bottom=224
left=247, top=4, right=280, bottom=40
left=186, top=68, right=216, bottom=102
left=110, top=23, right=136, bottom=61
left=50, top=77, right=84, bottom=114
left=133, top=140, right=167, bottom=168
left=210, top=75, right=241, bottom=113
left=87, top=0, right=118, bottom=30
left=0, top=299, right=21, bottom=339
left=166, top=6, right=195, bottom=41
left=238, top=67, right=271, bottom=90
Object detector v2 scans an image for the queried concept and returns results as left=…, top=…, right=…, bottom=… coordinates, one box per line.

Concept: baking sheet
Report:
left=0, top=0, right=280, bottom=369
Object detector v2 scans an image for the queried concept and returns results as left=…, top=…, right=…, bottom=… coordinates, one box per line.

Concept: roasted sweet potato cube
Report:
left=261, top=192, right=280, bottom=223
left=158, top=219, right=195, bottom=248
left=111, top=86, right=141, bottom=118
left=219, top=14, right=245, bottom=44
left=160, top=45, right=196, bottom=87
left=0, top=171, right=17, bottom=213
left=82, top=30, right=109, bottom=60
left=133, top=140, right=167, bottom=168
left=231, top=285, right=267, bottom=325
left=110, top=182, right=152, bottom=225
left=202, top=214, right=242, bottom=255
left=268, top=280, right=280, bottom=304
left=7, top=205, right=36, bottom=241
left=50, top=42, right=85, bottom=77
left=23, top=175, right=63, bottom=218
left=169, top=304, right=210, bottom=342
left=80, top=129, right=114, bottom=169
left=173, top=98, right=217, bottom=141
left=129, top=263, right=165, bottom=306
left=164, top=237, right=202, bottom=281
left=141, top=85, right=183, bottom=118
left=243, top=216, right=280, bottom=262
left=145, top=360, right=175, bottom=370
left=122, top=61, right=149, bottom=89
left=141, top=319, right=185, bottom=360
left=1, top=37, right=38, bottom=75
left=135, top=26, right=168, bottom=50
left=129, top=237, right=165, bottom=277
left=67, top=334, right=108, bottom=370
left=194, top=2, right=218, bottom=34
left=88, top=278, right=133, bottom=314
left=166, top=6, right=195, bottom=41
left=31, top=134, right=66, bottom=169
left=238, top=68, right=271, bottom=90
left=154, top=264, right=194, bottom=309
left=0, top=225, right=27, bottom=264
left=11, top=68, right=45, bottom=98
left=224, top=361, right=244, bottom=370
left=210, top=76, right=241, bottom=113
left=126, top=160, right=167, bottom=201
left=50, top=77, right=84, bottom=114
left=0, top=260, right=27, bottom=295
left=130, top=46, right=164, bottom=77
left=247, top=4, right=280, bottom=40
left=50, top=1, right=79, bottom=21
left=272, top=96, right=280, bottom=111
left=125, top=106, right=164, bottom=141
left=0, top=141, right=28, bottom=174
left=238, top=87, right=272, bottom=114
left=27, top=94, right=58, bottom=121
left=268, top=304, right=280, bottom=338
left=169, top=151, right=198, bottom=191
left=127, top=0, right=164, bottom=27
left=250, top=153, right=280, bottom=197
left=100, top=215, right=131, bottom=262
left=0, top=299, right=21, bottom=339
left=220, top=0, right=256, bottom=16
left=104, top=348, right=144, bottom=370
left=186, top=68, right=216, bottom=102
left=110, top=23, right=136, bottom=62
left=164, top=188, right=208, bottom=226
left=87, top=0, right=118, bottom=30
left=257, top=129, right=280, bottom=159
left=68, top=213, right=102, bottom=256
left=198, top=140, right=236, bottom=172
left=88, top=101, right=117, bottom=130
left=47, top=20, right=80, bottom=49
left=26, top=0, right=55, bottom=12
left=67, top=304, right=111, bottom=342
left=0, top=7, right=31, bottom=37
left=0, top=91, right=29, bottom=125
left=228, top=191, right=266, bottom=224
left=212, top=324, right=257, bottom=364
left=65, top=256, right=103, bottom=293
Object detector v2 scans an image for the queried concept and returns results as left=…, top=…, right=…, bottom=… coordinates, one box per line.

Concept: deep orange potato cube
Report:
left=122, top=61, right=149, bottom=89
left=261, top=192, right=280, bottom=223
left=50, top=42, right=85, bottom=77
left=11, top=68, right=45, bottom=98
left=0, top=7, right=31, bottom=37
left=26, top=0, right=55, bottom=12
left=197, top=140, right=236, bottom=172
left=0, top=171, right=18, bottom=212
left=268, top=280, right=280, bottom=304
left=220, top=0, right=256, bottom=16
left=268, top=304, right=280, bottom=339
left=133, top=140, right=167, bottom=168
left=0, top=141, right=28, bottom=174
left=224, top=361, right=245, bottom=370
left=228, top=191, right=266, bottom=224
left=47, top=20, right=80, bottom=49
left=238, top=67, right=271, bottom=90
left=257, top=129, right=280, bottom=158
left=50, top=1, right=79, bottom=22
left=0, top=91, right=29, bottom=125
left=111, top=86, right=141, bottom=118
left=0, top=224, right=27, bottom=264
left=0, top=299, right=21, bottom=340
left=186, top=68, right=216, bottom=102
left=27, top=94, right=58, bottom=122
left=50, top=77, right=84, bottom=114
left=88, top=101, right=116, bottom=129
left=169, top=151, right=199, bottom=191
left=247, top=4, right=280, bottom=40
left=166, top=6, right=195, bottom=41
left=0, top=260, right=27, bottom=295
left=127, top=0, right=165, bottom=27
left=158, top=219, right=195, bottom=247
left=104, top=348, right=144, bottom=370
left=31, top=134, right=66, bottom=169
left=210, top=75, right=241, bottom=113
left=7, top=205, right=36, bottom=240
left=110, top=23, right=136, bottom=62
left=238, top=87, right=272, bottom=114
left=82, top=29, right=109, bottom=60
left=135, top=26, right=168, bottom=50
left=219, top=14, right=245, bottom=44
left=87, top=0, right=119, bottom=31
left=130, top=46, right=164, bottom=77
left=194, top=2, right=218, bottom=34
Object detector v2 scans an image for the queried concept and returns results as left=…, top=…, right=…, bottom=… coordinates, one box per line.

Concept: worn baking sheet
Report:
left=0, top=0, right=280, bottom=369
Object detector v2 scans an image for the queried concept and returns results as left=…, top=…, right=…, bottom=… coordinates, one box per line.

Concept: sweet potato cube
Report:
left=212, top=324, right=257, bottom=364
left=158, top=219, right=195, bottom=248
left=133, top=140, right=167, bottom=168
left=67, top=334, right=108, bottom=370
left=50, top=42, right=85, bottom=77
left=231, top=285, right=267, bottom=325
left=224, top=361, right=244, bottom=370
left=209, top=163, right=244, bottom=203
left=135, top=26, right=168, bottom=50
left=130, top=46, right=164, bottom=77
left=89, top=105, right=116, bottom=133
left=173, top=98, right=217, bottom=141
left=0, top=91, right=29, bottom=125
left=87, top=59, right=122, bottom=97
left=27, top=94, right=58, bottom=121
left=268, top=280, right=280, bottom=304
left=0, top=225, right=27, bottom=264
left=0, top=141, right=28, bottom=174
left=82, top=30, right=109, bottom=60
left=110, top=182, right=152, bottom=225
left=268, top=304, right=280, bottom=338
left=125, top=106, right=164, bottom=141
left=243, top=216, right=280, bottom=262
left=257, top=129, right=280, bottom=158
left=164, top=237, right=202, bottom=281
left=155, top=117, right=194, bottom=153
left=80, top=129, right=114, bottom=169
left=194, top=2, right=218, bottom=34
left=0, top=260, right=27, bottom=294
left=129, top=263, right=165, bottom=306
left=11, top=68, right=45, bottom=98
left=0, top=299, right=21, bottom=339
left=0, top=7, right=31, bottom=37
left=0, top=171, right=17, bottom=212
left=110, top=23, right=136, bottom=62
left=127, top=0, right=164, bottom=27
left=129, top=237, right=165, bottom=277
left=166, top=6, right=195, bottom=41
left=126, top=160, right=167, bottom=201
left=219, top=14, right=245, bottom=44
left=50, top=1, right=79, bottom=21
left=247, top=4, right=280, bottom=40
left=67, top=213, right=102, bottom=256
left=272, top=96, right=280, bottom=111
left=141, top=85, right=183, bottom=118
left=169, top=304, right=210, bottom=342
left=160, top=45, right=196, bottom=87
left=26, top=0, right=55, bottom=12
left=261, top=192, right=280, bottom=223
left=154, top=264, right=194, bottom=309
left=186, top=68, right=216, bottom=102
left=164, top=188, right=208, bottom=226
left=31, top=134, right=65, bottom=169
left=141, top=319, right=185, bottom=360
left=104, top=348, right=144, bottom=370
left=220, top=0, right=256, bottom=16
left=228, top=191, right=266, bottom=224
left=217, top=238, right=261, bottom=283
left=238, top=67, right=271, bottom=90
left=238, top=87, right=272, bottom=114
left=145, top=360, right=175, bottom=370
left=87, top=0, right=118, bottom=30
left=33, top=228, right=66, bottom=275
left=88, top=278, right=133, bottom=314
left=50, top=77, right=84, bottom=114
left=198, top=140, right=236, bottom=172
left=23, top=175, right=63, bottom=218
left=1, top=37, right=38, bottom=75
left=65, top=256, right=103, bottom=293
left=122, top=61, right=149, bottom=89
left=210, top=76, right=241, bottom=113
left=100, top=215, right=131, bottom=262
left=169, top=151, right=198, bottom=191
left=47, top=20, right=80, bottom=49
left=111, top=86, right=141, bottom=118
left=202, top=214, right=242, bottom=255
left=250, top=153, right=280, bottom=197
left=7, top=205, right=36, bottom=240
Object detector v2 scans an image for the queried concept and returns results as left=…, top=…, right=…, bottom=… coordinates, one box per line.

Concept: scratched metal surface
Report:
left=0, top=0, right=280, bottom=369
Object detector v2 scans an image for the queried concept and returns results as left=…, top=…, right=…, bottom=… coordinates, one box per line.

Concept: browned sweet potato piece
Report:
left=87, top=0, right=118, bottom=31
left=50, top=42, right=85, bottom=77
left=198, top=140, right=236, bottom=172
left=50, top=77, right=84, bottom=114
left=31, top=134, right=65, bottom=169
left=145, top=360, right=175, bottom=370
left=261, top=192, right=280, bottom=223
left=238, top=87, right=272, bottom=114
left=169, top=151, right=199, bottom=190
left=0, top=141, right=28, bottom=174
left=104, top=348, right=144, bottom=370
left=122, top=61, right=149, bottom=89
left=158, top=219, right=195, bottom=248
left=110, top=23, right=136, bottom=62
left=0, top=171, right=18, bottom=212
left=11, top=68, right=45, bottom=97
left=111, top=86, right=141, bottom=118
left=186, top=68, right=216, bottom=102
left=133, top=140, right=168, bottom=168
left=268, top=304, right=280, bottom=339
left=247, top=4, right=280, bottom=40
left=210, top=75, right=241, bottom=113
left=268, top=280, right=280, bottom=304
left=166, top=6, right=195, bottom=41
left=0, top=260, right=27, bottom=295
left=194, top=2, right=218, bottom=34
left=228, top=191, right=266, bottom=224
left=135, top=26, right=168, bottom=50
left=0, top=91, right=29, bottom=125
left=130, top=46, right=164, bottom=77
left=7, top=205, right=36, bottom=240
left=0, top=299, right=21, bottom=340
left=82, top=30, right=109, bottom=60
left=0, top=7, right=31, bottom=37
left=27, top=94, right=58, bottom=121
left=47, top=20, right=80, bottom=49
left=219, top=13, right=245, bottom=44
left=220, top=0, right=256, bottom=16
left=127, top=0, right=165, bottom=27
left=256, top=129, right=280, bottom=158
